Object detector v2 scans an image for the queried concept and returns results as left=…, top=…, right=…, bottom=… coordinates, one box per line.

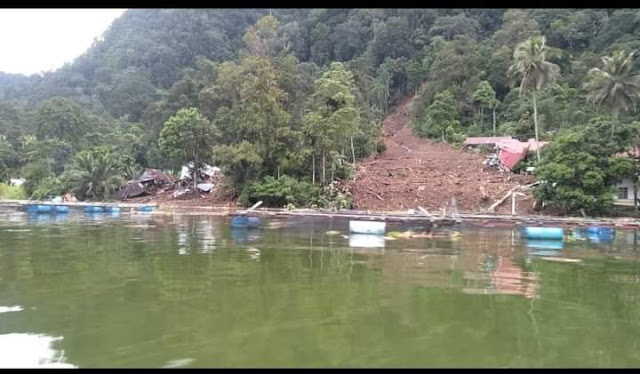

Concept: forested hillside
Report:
left=1, top=9, right=639, bottom=215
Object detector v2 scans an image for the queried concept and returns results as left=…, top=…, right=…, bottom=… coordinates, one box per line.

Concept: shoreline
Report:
left=155, top=204, right=640, bottom=229
left=3, top=199, right=640, bottom=229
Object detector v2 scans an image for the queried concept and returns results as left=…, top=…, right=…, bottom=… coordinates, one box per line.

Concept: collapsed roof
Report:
left=464, top=137, right=551, bottom=171
left=136, top=169, right=174, bottom=184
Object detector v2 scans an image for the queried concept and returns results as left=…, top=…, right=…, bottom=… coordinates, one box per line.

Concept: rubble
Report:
left=117, top=168, right=175, bottom=200
left=347, top=96, right=536, bottom=214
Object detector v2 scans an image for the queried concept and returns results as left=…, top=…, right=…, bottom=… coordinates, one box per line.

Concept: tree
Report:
left=414, top=90, right=460, bottom=142
left=66, top=148, right=126, bottom=201
left=0, top=135, right=18, bottom=182
left=242, top=15, right=288, bottom=60
left=583, top=50, right=640, bottom=134
left=33, top=97, right=90, bottom=146
left=371, top=17, right=413, bottom=65
left=419, top=37, right=483, bottom=117
left=508, top=36, right=561, bottom=162
left=472, top=81, right=499, bottom=134
left=158, top=107, right=217, bottom=191
left=534, top=119, right=639, bottom=216
left=427, top=14, right=481, bottom=41
left=331, top=19, right=367, bottom=62
left=492, top=10, right=541, bottom=50
left=303, top=62, right=359, bottom=184
left=23, top=138, right=74, bottom=177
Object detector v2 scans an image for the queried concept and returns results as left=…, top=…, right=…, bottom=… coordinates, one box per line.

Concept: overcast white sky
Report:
left=0, top=9, right=126, bottom=76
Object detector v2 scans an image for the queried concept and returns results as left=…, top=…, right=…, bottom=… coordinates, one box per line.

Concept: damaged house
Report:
left=116, top=169, right=175, bottom=200
left=464, top=137, right=550, bottom=171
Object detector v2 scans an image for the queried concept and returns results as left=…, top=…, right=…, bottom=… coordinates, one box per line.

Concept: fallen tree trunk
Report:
left=488, top=185, right=522, bottom=212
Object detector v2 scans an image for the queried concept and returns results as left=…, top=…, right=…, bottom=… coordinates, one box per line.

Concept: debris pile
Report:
left=348, top=96, right=536, bottom=214
left=173, top=163, right=222, bottom=198
left=117, top=169, right=175, bottom=200
left=464, top=136, right=550, bottom=171
left=118, top=164, right=226, bottom=203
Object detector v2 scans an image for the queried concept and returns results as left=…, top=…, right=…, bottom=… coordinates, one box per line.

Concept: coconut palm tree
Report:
left=508, top=36, right=561, bottom=162
left=67, top=150, right=125, bottom=201
left=583, top=50, right=640, bottom=134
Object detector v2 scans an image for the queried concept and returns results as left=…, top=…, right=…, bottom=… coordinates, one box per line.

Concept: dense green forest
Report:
left=0, top=9, right=639, bottom=214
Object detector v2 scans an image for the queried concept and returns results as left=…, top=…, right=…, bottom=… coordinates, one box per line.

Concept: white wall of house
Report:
left=615, top=178, right=636, bottom=201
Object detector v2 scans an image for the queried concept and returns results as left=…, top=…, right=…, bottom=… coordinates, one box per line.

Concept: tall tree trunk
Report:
left=480, top=107, right=484, bottom=128
left=312, top=156, right=315, bottom=185
left=612, top=109, right=619, bottom=137
left=331, top=159, right=334, bottom=182
left=441, top=129, right=445, bottom=143
left=492, top=108, right=497, bottom=136
left=322, top=150, right=326, bottom=185
left=350, top=137, right=356, bottom=181
left=532, top=92, right=541, bottom=163
left=193, top=161, right=198, bottom=193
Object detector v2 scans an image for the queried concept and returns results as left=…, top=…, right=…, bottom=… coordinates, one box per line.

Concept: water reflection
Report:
left=349, top=234, right=385, bottom=248
left=177, top=222, right=189, bottom=255
left=197, top=219, right=215, bottom=253
left=230, top=227, right=260, bottom=244
left=3, top=215, right=640, bottom=367
left=0, top=306, right=23, bottom=313
left=0, top=333, right=75, bottom=368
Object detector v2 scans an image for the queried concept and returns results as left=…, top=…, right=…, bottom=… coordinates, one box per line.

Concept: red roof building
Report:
left=464, top=136, right=551, bottom=171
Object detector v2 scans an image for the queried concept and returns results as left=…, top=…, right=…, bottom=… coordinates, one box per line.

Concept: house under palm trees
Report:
left=614, top=147, right=640, bottom=208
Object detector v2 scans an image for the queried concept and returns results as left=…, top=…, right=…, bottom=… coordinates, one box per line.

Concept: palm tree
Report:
left=508, top=36, right=560, bottom=162
left=583, top=50, right=640, bottom=134
left=67, top=150, right=125, bottom=201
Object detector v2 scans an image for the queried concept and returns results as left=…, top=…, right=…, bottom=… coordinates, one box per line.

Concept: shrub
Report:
left=0, top=183, right=26, bottom=200
left=30, top=176, right=69, bottom=200
left=242, top=175, right=321, bottom=208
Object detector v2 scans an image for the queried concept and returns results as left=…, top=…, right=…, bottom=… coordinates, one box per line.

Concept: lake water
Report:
left=1, top=210, right=640, bottom=368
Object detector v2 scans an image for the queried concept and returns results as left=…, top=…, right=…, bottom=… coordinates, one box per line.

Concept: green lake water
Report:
left=1, top=210, right=640, bottom=368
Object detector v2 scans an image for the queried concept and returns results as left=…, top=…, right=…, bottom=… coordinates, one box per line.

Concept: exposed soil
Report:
left=124, top=184, right=238, bottom=208
left=346, top=96, right=536, bottom=214
left=125, top=95, right=535, bottom=214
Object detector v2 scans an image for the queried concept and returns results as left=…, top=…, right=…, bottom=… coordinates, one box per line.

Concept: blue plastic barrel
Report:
left=524, top=227, right=564, bottom=240
left=231, top=215, right=249, bottom=228
left=55, top=205, right=70, bottom=214
left=587, top=227, right=615, bottom=243
left=247, top=216, right=261, bottom=228
left=139, top=205, right=154, bottom=212
left=85, top=206, right=104, bottom=213
left=27, top=204, right=52, bottom=213
left=587, top=227, right=615, bottom=235
left=104, top=206, right=121, bottom=213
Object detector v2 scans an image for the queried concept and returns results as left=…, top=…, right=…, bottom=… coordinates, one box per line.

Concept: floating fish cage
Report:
left=85, top=206, right=104, bottom=213
left=349, top=220, right=386, bottom=235
left=27, top=204, right=53, bottom=214
left=54, top=205, right=70, bottom=214
left=138, top=205, right=155, bottom=212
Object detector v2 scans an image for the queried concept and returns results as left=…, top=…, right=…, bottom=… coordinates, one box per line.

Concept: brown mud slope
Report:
left=347, top=96, right=536, bottom=214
